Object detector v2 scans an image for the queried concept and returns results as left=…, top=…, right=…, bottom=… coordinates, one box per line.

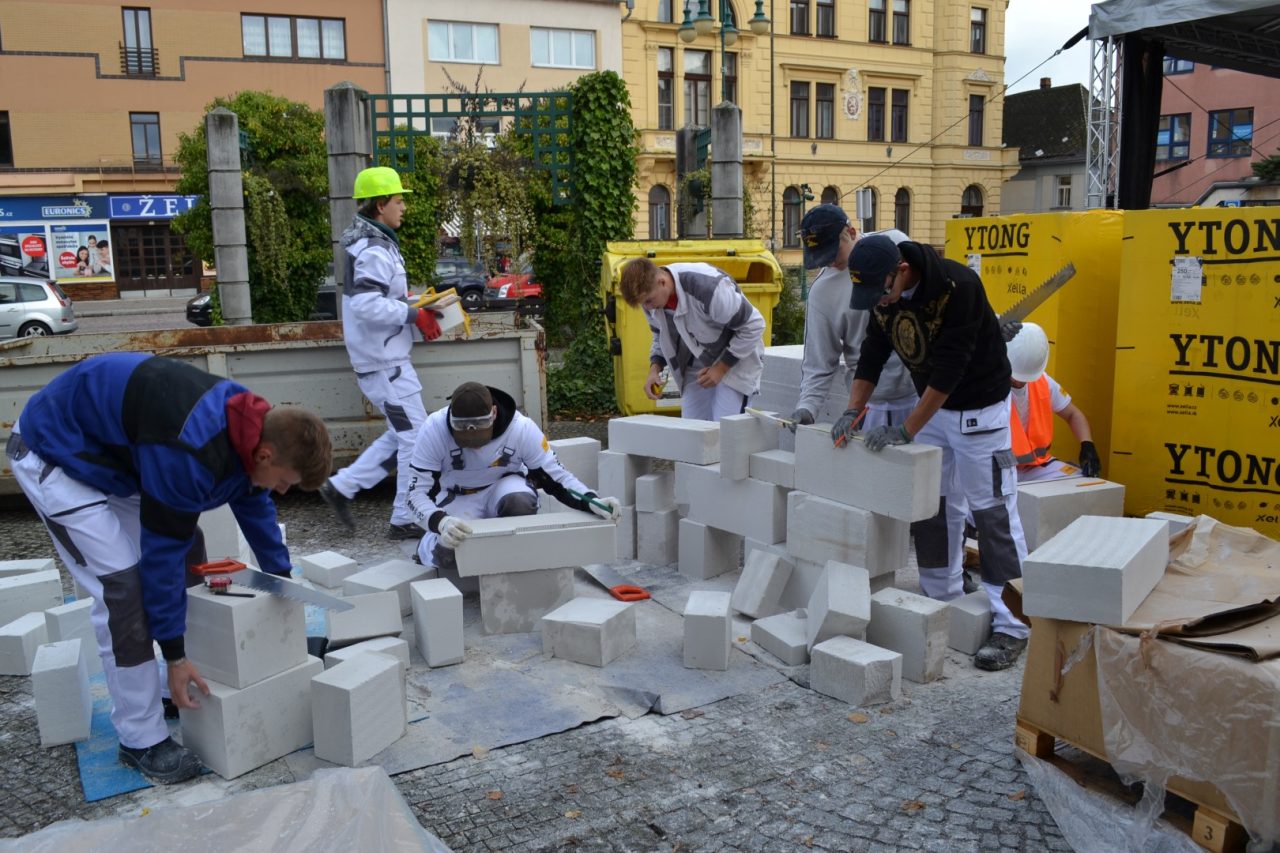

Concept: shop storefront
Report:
left=0, top=195, right=115, bottom=299
left=108, top=194, right=201, bottom=298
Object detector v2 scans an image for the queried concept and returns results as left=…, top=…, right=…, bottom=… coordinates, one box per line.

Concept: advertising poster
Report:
left=49, top=223, right=114, bottom=281
left=0, top=225, right=52, bottom=279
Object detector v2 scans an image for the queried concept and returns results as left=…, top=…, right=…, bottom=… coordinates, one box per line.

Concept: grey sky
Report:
left=1004, top=0, right=1096, bottom=93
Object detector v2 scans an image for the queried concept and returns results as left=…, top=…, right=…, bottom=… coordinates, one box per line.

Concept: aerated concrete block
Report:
left=750, top=610, right=809, bottom=665
left=185, top=583, right=307, bottom=689
left=1022, top=516, right=1169, bottom=625
left=778, top=556, right=826, bottom=612
left=32, top=639, right=91, bottom=746
left=719, top=413, right=778, bottom=480
left=300, top=551, right=359, bottom=588
left=786, top=491, right=909, bottom=578
left=749, top=449, right=795, bottom=488
left=683, top=590, right=732, bottom=670
left=731, top=550, right=794, bottom=618
left=323, top=636, right=411, bottom=672
left=0, top=570, right=63, bottom=629
left=947, top=591, right=992, bottom=655
left=540, top=597, right=637, bottom=667
left=806, top=561, right=872, bottom=650
left=635, top=472, right=676, bottom=512
left=198, top=504, right=244, bottom=561
left=598, top=451, right=651, bottom=505
left=615, top=505, right=637, bottom=561
left=677, top=519, right=741, bottom=580
left=0, top=558, right=55, bottom=578
left=44, top=598, right=101, bottom=676
left=637, top=508, right=680, bottom=567
left=312, top=653, right=406, bottom=767
left=867, top=589, right=949, bottom=683
left=325, top=592, right=403, bottom=648
left=410, top=579, right=463, bottom=667
left=1146, top=511, right=1194, bottom=536
left=810, top=636, right=902, bottom=706
left=344, top=560, right=433, bottom=616
left=549, top=437, right=601, bottom=490
left=454, top=512, right=616, bottom=577
left=0, top=613, right=49, bottom=676
left=1017, top=478, right=1126, bottom=551
left=793, top=425, right=942, bottom=522
left=479, top=567, right=575, bottom=634
left=681, top=462, right=788, bottom=543
left=180, top=656, right=323, bottom=779
left=608, top=414, right=720, bottom=464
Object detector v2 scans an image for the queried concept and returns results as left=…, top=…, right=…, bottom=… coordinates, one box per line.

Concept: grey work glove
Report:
left=787, top=408, right=815, bottom=434
left=863, top=424, right=912, bottom=452
left=1000, top=321, right=1023, bottom=343
left=1078, top=440, right=1101, bottom=478
left=830, top=408, right=866, bottom=447
left=437, top=516, right=473, bottom=549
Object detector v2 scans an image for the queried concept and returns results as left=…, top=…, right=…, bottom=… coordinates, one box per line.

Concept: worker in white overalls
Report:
left=405, top=382, right=621, bottom=572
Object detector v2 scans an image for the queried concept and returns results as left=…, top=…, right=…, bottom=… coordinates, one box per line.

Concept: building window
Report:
left=970, top=8, right=987, bottom=53
left=783, top=187, right=802, bottom=247
left=968, top=94, right=984, bottom=147
left=649, top=186, right=672, bottom=240
left=1156, top=113, right=1191, bottom=161
left=867, top=87, right=885, bottom=141
left=891, top=89, right=908, bottom=142
left=790, top=0, right=810, bottom=35
left=122, top=8, right=156, bottom=75
left=242, top=14, right=346, bottom=60
left=1163, top=56, right=1193, bottom=75
left=821, top=186, right=839, bottom=204
left=816, top=83, right=835, bottom=139
left=723, top=52, right=738, bottom=105
left=869, top=0, right=886, bottom=42
left=790, top=82, right=810, bottom=138
left=130, top=112, right=162, bottom=166
left=816, top=0, right=835, bottom=37
left=657, top=0, right=673, bottom=23
left=684, top=50, right=712, bottom=127
left=1208, top=107, right=1253, bottom=158
left=961, top=185, right=984, bottom=217
left=894, top=188, right=910, bottom=233
left=892, top=0, right=910, bottom=44
left=657, top=47, right=674, bottom=130
left=531, top=28, right=594, bottom=69
left=0, top=112, right=12, bottom=168
left=861, top=188, right=878, bottom=232
left=1054, top=175, right=1072, bottom=208
left=427, top=21, right=498, bottom=64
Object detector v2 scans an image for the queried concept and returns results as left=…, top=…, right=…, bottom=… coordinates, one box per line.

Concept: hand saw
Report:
left=997, top=263, right=1076, bottom=326
left=191, top=560, right=353, bottom=612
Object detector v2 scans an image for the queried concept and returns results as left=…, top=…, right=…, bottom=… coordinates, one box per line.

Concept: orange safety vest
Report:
left=1010, top=376, right=1054, bottom=467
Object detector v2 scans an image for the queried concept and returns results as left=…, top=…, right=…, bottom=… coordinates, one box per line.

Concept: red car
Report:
left=485, top=272, right=544, bottom=314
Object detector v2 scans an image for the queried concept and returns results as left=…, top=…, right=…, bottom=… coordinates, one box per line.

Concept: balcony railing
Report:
left=120, top=44, right=159, bottom=76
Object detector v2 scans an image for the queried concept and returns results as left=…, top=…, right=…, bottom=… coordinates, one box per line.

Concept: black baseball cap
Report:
left=847, top=234, right=901, bottom=311
left=798, top=204, right=850, bottom=269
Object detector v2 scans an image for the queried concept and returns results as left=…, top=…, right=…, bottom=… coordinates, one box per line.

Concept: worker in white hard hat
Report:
left=1004, top=322, right=1100, bottom=481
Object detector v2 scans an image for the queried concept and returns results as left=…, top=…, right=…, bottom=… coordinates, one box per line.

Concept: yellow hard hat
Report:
left=353, top=166, right=412, bottom=200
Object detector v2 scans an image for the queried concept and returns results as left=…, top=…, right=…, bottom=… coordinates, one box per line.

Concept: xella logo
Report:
left=1167, top=218, right=1280, bottom=255
left=1166, top=443, right=1280, bottom=493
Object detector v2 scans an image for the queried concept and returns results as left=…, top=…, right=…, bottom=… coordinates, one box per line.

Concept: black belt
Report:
left=448, top=484, right=490, bottom=496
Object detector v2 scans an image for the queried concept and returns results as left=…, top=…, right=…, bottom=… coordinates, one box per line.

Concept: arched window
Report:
left=783, top=186, right=802, bottom=247
left=860, top=188, right=878, bottom=233
left=961, top=185, right=984, bottom=218
left=894, top=187, right=910, bottom=234
left=648, top=185, right=672, bottom=240
left=821, top=185, right=839, bottom=205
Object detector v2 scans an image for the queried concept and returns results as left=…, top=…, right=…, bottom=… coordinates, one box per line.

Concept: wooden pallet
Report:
left=1015, top=718, right=1248, bottom=853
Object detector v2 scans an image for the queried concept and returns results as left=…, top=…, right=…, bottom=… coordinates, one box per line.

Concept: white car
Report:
left=0, top=277, right=78, bottom=338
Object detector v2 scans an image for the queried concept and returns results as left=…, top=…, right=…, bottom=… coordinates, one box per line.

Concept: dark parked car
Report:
left=186, top=280, right=337, bottom=327
left=433, top=258, right=487, bottom=311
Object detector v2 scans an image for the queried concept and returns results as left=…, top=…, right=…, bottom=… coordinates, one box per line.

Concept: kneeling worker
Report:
left=405, top=382, right=621, bottom=571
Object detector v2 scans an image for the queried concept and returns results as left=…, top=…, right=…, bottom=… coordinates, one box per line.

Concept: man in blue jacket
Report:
left=7, top=353, right=331, bottom=783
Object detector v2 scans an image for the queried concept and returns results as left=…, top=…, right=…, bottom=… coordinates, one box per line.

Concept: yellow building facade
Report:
left=622, top=0, right=1019, bottom=260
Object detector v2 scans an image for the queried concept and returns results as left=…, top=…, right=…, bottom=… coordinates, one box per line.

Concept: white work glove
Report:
left=437, top=516, right=473, bottom=549
left=588, top=496, right=622, bottom=522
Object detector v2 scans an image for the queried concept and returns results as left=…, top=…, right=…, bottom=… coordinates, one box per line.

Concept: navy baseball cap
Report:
left=847, top=234, right=901, bottom=311
left=798, top=204, right=850, bottom=269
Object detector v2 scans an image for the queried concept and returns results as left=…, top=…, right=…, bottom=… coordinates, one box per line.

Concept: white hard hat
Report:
left=1007, top=322, right=1050, bottom=383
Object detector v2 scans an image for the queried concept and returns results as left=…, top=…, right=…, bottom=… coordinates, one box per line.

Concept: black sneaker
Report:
left=118, top=736, right=202, bottom=784
left=387, top=521, right=426, bottom=541
left=318, top=480, right=356, bottom=531
left=974, top=632, right=1028, bottom=671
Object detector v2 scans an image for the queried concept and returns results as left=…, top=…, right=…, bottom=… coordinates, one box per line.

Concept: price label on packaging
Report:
left=1170, top=256, right=1203, bottom=303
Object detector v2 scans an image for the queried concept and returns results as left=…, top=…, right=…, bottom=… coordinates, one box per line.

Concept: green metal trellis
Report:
left=366, top=91, right=575, bottom=205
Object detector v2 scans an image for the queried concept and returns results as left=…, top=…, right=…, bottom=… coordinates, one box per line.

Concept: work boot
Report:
left=387, top=521, right=426, bottom=541
left=962, top=571, right=980, bottom=594
left=974, top=632, right=1028, bottom=671
left=118, top=736, right=202, bottom=784
left=318, top=480, right=356, bottom=531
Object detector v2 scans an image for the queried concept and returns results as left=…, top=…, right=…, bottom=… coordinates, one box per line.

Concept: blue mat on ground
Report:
left=74, top=677, right=152, bottom=803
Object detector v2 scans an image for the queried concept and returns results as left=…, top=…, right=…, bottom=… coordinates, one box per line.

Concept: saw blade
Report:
left=232, top=568, right=354, bottom=612
left=997, top=263, right=1076, bottom=326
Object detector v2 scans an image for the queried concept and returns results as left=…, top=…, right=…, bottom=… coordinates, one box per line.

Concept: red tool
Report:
left=203, top=574, right=254, bottom=598
left=833, top=408, right=869, bottom=448
left=582, top=564, right=650, bottom=602
left=190, top=559, right=353, bottom=611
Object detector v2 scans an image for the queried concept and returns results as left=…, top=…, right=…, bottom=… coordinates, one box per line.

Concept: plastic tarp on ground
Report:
left=1089, top=0, right=1280, bottom=39
left=0, top=767, right=449, bottom=853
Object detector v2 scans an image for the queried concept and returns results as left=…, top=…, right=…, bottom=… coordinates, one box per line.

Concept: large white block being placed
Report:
left=805, top=561, right=871, bottom=650
left=810, top=636, right=902, bottom=706
left=1022, top=516, right=1169, bottom=625
left=410, top=579, right=463, bottom=667
left=549, top=437, right=601, bottom=490
left=185, top=583, right=307, bottom=689
left=792, top=425, right=941, bottom=522
left=786, top=491, right=909, bottom=578
left=680, top=462, right=788, bottom=543
left=0, top=613, right=50, bottom=676
left=32, top=639, right=92, bottom=746
left=0, top=570, right=63, bottom=629
left=344, top=560, right=433, bottom=616
left=1017, top=478, right=1126, bottom=550
left=44, top=598, right=101, bottom=675
left=608, top=414, right=720, bottom=464
left=454, top=512, right=615, bottom=577
left=312, top=653, right=406, bottom=767
left=299, top=551, right=359, bottom=588
left=540, top=597, right=637, bottom=667
left=866, top=589, right=949, bottom=683
left=677, top=519, right=741, bottom=580
left=718, top=413, right=779, bottom=480
left=683, top=590, right=732, bottom=670
left=479, top=567, right=575, bottom=634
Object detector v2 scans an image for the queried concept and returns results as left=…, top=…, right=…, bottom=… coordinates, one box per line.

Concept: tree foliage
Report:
left=389, top=135, right=446, bottom=287
left=1252, top=150, right=1280, bottom=181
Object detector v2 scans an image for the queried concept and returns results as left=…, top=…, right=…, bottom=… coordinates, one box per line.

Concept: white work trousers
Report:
left=910, top=397, right=1029, bottom=639
left=862, top=393, right=919, bottom=431
left=331, top=363, right=428, bottom=525
left=679, top=368, right=747, bottom=422
left=9, top=432, right=168, bottom=750
left=416, top=474, right=538, bottom=566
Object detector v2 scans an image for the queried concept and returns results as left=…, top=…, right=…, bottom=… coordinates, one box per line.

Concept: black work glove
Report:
left=787, top=408, right=815, bottom=434
left=830, top=408, right=865, bottom=447
left=1000, top=321, right=1023, bottom=343
left=1078, top=440, right=1101, bottom=478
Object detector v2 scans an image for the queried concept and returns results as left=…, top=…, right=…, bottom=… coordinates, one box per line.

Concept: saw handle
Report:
left=609, top=585, right=650, bottom=603
left=190, top=559, right=247, bottom=576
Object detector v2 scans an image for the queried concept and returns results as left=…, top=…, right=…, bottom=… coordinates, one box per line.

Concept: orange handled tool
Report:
left=833, top=408, right=869, bottom=448
left=582, top=564, right=650, bottom=602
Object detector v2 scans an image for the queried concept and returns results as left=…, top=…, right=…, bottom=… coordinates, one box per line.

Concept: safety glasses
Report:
left=449, top=412, right=495, bottom=431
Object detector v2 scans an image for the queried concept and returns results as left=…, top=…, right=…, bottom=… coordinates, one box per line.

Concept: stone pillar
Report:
left=325, top=82, right=372, bottom=319
left=710, top=102, right=743, bottom=239
left=206, top=108, right=250, bottom=325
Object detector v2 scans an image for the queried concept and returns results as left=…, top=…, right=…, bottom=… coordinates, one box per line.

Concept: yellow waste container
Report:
left=601, top=240, right=784, bottom=416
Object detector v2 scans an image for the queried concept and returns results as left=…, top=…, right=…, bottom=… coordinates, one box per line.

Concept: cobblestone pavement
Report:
left=0, top=420, right=1069, bottom=850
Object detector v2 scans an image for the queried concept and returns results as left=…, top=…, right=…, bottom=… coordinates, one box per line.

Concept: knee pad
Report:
left=99, top=565, right=154, bottom=668
left=910, top=497, right=950, bottom=568
left=496, top=491, right=538, bottom=517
